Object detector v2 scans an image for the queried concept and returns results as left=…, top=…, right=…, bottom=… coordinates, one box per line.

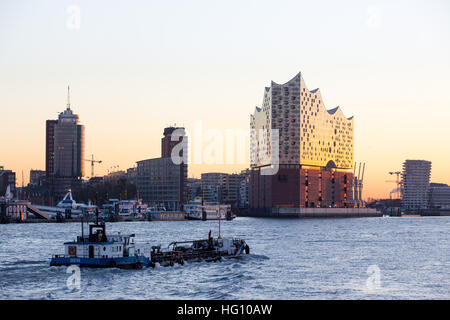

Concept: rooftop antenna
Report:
left=66, top=85, right=71, bottom=110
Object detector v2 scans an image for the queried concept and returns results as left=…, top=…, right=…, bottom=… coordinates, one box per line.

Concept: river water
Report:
left=0, top=216, right=448, bottom=299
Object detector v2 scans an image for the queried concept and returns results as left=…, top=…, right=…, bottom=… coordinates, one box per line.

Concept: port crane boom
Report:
left=388, top=171, right=402, bottom=199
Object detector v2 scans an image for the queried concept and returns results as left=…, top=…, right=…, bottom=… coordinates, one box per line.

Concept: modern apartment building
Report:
left=200, top=172, right=248, bottom=208
left=401, top=160, right=431, bottom=210
left=428, top=183, right=450, bottom=209
left=249, top=72, right=354, bottom=212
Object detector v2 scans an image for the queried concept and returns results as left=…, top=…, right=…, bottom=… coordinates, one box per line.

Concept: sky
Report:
left=1, top=0, right=449, bottom=200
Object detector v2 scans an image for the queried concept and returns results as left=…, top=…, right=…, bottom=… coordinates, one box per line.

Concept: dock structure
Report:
left=240, top=207, right=382, bottom=218
left=0, top=200, right=50, bottom=222
left=26, top=204, right=50, bottom=220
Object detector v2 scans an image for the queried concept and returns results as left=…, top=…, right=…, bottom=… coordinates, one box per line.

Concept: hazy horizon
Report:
left=1, top=0, right=450, bottom=200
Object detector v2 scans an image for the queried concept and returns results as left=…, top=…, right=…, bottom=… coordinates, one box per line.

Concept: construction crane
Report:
left=388, top=171, right=402, bottom=199
left=85, top=154, right=102, bottom=178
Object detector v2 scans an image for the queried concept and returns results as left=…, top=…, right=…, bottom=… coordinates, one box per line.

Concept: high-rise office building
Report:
left=45, top=87, right=85, bottom=199
left=161, top=126, right=186, bottom=159
left=249, top=72, right=354, bottom=212
left=136, top=127, right=187, bottom=210
left=401, top=160, right=431, bottom=210
left=45, top=120, right=57, bottom=178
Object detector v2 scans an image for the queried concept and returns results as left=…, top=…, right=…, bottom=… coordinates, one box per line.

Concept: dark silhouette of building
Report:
left=29, top=170, right=46, bottom=187
left=0, top=166, right=15, bottom=197
left=45, top=87, right=84, bottom=201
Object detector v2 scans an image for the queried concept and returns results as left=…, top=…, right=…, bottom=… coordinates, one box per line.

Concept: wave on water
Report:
left=1, top=259, right=47, bottom=266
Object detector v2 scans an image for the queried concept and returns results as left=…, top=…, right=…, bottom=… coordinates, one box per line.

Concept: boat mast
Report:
left=218, top=204, right=221, bottom=239
left=81, top=213, right=84, bottom=242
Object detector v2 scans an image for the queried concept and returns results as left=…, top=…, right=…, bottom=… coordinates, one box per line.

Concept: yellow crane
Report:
left=85, top=154, right=102, bottom=178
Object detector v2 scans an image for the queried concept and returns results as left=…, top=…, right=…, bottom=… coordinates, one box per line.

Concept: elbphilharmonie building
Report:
left=250, top=72, right=354, bottom=211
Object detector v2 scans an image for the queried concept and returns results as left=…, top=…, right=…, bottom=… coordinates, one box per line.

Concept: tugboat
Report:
left=50, top=213, right=152, bottom=269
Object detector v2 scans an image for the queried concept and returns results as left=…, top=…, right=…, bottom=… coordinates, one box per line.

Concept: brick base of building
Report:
left=249, top=165, right=353, bottom=209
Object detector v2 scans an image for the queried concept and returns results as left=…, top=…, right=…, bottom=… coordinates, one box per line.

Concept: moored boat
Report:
left=184, top=201, right=235, bottom=220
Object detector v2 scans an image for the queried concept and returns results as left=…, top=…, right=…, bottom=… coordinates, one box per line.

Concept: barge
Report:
left=151, top=231, right=250, bottom=266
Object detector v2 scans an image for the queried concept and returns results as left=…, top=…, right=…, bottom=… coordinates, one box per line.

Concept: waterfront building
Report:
left=29, top=170, right=46, bottom=187
left=401, top=160, right=431, bottom=210
left=45, top=87, right=85, bottom=199
left=200, top=173, right=227, bottom=203
left=221, top=174, right=242, bottom=205
left=126, top=167, right=137, bottom=185
left=186, top=178, right=202, bottom=201
left=249, top=72, right=354, bottom=213
left=136, top=127, right=187, bottom=210
left=200, top=171, right=248, bottom=208
left=428, top=183, right=450, bottom=209
left=104, top=170, right=127, bottom=184
left=0, top=166, right=16, bottom=197
left=239, top=176, right=249, bottom=209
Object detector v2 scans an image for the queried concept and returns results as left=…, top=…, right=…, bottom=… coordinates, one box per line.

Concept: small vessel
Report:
left=118, top=199, right=147, bottom=217
left=146, top=206, right=185, bottom=221
left=50, top=216, right=152, bottom=269
left=184, top=200, right=235, bottom=220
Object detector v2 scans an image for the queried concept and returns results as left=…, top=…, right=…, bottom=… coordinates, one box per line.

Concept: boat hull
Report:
left=50, top=256, right=152, bottom=269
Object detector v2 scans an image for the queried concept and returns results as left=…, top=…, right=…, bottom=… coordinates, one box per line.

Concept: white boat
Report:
left=118, top=200, right=147, bottom=216
left=34, top=191, right=97, bottom=219
left=56, top=191, right=78, bottom=209
left=184, top=200, right=233, bottom=220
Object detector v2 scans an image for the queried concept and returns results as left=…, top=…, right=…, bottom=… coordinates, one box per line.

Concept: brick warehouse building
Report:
left=250, top=72, right=354, bottom=212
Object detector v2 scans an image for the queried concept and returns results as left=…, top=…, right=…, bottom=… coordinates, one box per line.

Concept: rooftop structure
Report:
left=250, top=72, right=353, bottom=169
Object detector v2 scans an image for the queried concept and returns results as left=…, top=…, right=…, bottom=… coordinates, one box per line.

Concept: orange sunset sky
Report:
left=1, top=0, right=450, bottom=200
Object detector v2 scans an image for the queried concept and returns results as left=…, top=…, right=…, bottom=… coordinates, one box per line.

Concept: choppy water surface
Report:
left=0, top=217, right=449, bottom=299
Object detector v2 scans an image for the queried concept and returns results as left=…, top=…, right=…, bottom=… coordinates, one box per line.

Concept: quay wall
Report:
left=242, top=207, right=382, bottom=218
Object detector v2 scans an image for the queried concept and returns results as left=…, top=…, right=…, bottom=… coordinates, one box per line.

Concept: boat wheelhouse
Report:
left=50, top=222, right=152, bottom=269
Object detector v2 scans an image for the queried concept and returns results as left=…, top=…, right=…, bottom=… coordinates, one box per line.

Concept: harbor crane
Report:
left=388, top=171, right=402, bottom=199
left=85, top=154, right=102, bottom=178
